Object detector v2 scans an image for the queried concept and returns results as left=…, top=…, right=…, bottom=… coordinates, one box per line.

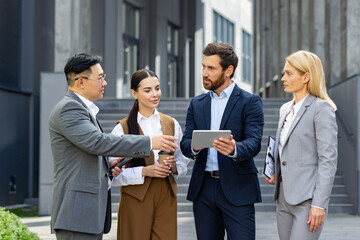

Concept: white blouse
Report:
left=111, top=109, right=190, bottom=186
left=278, top=95, right=308, bottom=158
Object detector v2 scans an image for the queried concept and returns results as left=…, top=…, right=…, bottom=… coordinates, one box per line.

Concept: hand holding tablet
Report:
left=191, top=130, right=232, bottom=149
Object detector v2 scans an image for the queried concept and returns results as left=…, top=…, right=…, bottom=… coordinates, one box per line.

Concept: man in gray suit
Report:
left=49, top=53, right=178, bottom=239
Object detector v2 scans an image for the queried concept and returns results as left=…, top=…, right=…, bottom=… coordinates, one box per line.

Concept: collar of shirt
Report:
left=209, top=81, right=235, bottom=100
left=288, top=94, right=309, bottom=116
left=74, top=92, right=99, bottom=118
left=136, top=108, right=162, bottom=138
left=278, top=94, right=309, bottom=157
left=137, top=108, right=160, bottom=123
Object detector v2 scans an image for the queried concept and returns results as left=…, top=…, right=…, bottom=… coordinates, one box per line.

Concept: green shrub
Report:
left=0, top=207, right=39, bottom=240
left=8, top=205, right=38, bottom=218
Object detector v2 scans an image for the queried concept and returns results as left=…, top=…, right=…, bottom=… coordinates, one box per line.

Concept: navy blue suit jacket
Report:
left=180, top=84, right=264, bottom=206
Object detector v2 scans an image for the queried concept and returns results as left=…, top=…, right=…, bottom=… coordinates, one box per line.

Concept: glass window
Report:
left=213, top=11, right=234, bottom=46
left=242, top=30, right=252, bottom=84
left=122, top=3, right=139, bottom=39
left=167, top=24, right=179, bottom=97
left=0, top=0, right=20, bottom=89
left=122, top=3, right=140, bottom=98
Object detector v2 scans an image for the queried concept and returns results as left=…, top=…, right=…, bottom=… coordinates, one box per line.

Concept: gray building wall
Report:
left=253, top=0, right=360, bottom=214
left=254, top=0, right=360, bottom=97
left=0, top=90, right=30, bottom=206
left=0, top=0, right=55, bottom=206
left=0, top=0, right=203, bottom=209
left=328, top=74, right=360, bottom=215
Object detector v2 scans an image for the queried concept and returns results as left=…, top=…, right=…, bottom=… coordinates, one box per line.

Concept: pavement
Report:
left=21, top=211, right=360, bottom=240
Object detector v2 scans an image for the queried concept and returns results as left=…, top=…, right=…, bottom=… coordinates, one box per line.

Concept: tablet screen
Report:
left=191, top=130, right=232, bottom=148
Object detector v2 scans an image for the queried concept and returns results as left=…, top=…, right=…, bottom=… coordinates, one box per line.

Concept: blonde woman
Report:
left=265, top=50, right=337, bottom=240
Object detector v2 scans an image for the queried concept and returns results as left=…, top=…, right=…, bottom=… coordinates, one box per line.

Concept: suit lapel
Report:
left=67, top=90, right=88, bottom=109
left=282, top=95, right=316, bottom=148
left=67, top=90, right=98, bottom=126
left=274, top=103, right=291, bottom=163
left=220, top=85, right=240, bottom=130
left=203, top=93, right=211, bottom=130
left=275, top=104, right=290, bottom=143
left=66, top=90, right=109, bottom=167
left=95, top=118, right=109, bottom=168
left=96, top=118, right=104, bottom=132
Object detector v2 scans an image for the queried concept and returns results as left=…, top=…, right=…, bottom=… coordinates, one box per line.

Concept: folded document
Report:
left=263, top=136, right=275, bottom=178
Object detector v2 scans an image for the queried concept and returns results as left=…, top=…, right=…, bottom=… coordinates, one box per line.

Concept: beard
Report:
left=203, top=71, right=226, bottom=91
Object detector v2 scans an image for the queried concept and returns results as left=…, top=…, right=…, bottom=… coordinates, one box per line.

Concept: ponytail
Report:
left=126, top=99, right=146, bottom=167
left=127, top=99, right=140, bottom=135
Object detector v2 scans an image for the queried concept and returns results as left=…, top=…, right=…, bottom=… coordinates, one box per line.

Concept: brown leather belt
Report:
left=205, top=171, right=220, bottom=179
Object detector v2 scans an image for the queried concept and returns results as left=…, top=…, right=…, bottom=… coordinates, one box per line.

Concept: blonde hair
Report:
left=286, top=50, right=337, bottom=111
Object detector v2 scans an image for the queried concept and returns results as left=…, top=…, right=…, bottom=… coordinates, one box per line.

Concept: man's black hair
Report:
left=64, top=53, right=102, bottom=85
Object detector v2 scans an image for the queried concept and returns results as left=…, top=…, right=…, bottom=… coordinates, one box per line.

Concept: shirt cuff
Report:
left=191, top=148, right=200, bottom=156
left=227, top=147, right=237, bottom=161
left=111, top=167, right=145, bottom=186
left=311, top=205, right=325, bottom=210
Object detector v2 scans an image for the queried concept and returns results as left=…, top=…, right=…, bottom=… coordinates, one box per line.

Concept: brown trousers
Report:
left=117, top=178, right=177, bottom=240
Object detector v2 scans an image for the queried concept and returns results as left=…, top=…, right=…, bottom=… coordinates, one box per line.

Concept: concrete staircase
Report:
left=96, top=98, right=354, bottom=214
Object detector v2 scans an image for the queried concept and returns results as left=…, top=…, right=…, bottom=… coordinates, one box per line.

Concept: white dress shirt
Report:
left=205, top=82, right=237, bottom=171
left=111, top=109, right=190, bottom=186
left=75, top=93, right=99, bottom=119
left=278, top=95, right=309, bottom=158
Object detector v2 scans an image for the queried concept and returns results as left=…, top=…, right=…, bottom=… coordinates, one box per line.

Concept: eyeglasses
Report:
left=75, top=73, right=106, bottom=82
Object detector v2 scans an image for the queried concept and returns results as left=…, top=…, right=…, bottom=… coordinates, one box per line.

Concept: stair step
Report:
left=327, top=203, right=355, bottom=214
left=100, top=98, right=353, bottom=214
left=178, top=184, right=190, bottom=193
left=176, top=175, right=191, bottom=185
left=177, top=211, right=194, bottom=218
left=177, top=202, right=193, bottom=212
left=255, top=203, right=276, bottom=212
left=177, top=193, right=188, bottom=202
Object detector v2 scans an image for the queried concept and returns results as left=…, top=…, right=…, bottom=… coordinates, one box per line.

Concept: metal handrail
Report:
left=336, top=111, right=355, bottom=147
left=328, top=73, right=360, bottom=147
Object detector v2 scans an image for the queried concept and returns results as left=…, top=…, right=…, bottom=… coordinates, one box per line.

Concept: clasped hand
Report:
left=109, top=157, right=124, bottom=177
left=142, top=163, right=171, bottom=178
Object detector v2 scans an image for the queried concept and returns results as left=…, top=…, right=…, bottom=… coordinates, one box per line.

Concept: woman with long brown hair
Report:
left=111, top=69, right=189, bottom=240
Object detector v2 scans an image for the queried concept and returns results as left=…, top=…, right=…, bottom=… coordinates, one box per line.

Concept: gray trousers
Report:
left=276, top=182, right=326, bottom=240
left=55, top=229, right=103, bottom=240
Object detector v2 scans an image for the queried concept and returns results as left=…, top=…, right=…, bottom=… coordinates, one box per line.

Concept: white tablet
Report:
left=191, top=130, right=232, bottom=149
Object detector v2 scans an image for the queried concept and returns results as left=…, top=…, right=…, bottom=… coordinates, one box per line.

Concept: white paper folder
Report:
left=263, top=136, right=275, bottom=178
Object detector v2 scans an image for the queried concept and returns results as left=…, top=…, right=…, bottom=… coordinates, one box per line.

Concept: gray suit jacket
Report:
left=49, top=90, right=150, bottom=234
left=273, top=94, right=338, bottom=209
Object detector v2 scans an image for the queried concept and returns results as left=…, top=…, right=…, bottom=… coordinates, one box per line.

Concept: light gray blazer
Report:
left=273, top=94, right=338, bottom=209
left=49, top=90, right=150, bottom=234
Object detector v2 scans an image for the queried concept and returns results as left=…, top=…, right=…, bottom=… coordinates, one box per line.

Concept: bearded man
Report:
left=180, top=43, right=264, bottom=240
